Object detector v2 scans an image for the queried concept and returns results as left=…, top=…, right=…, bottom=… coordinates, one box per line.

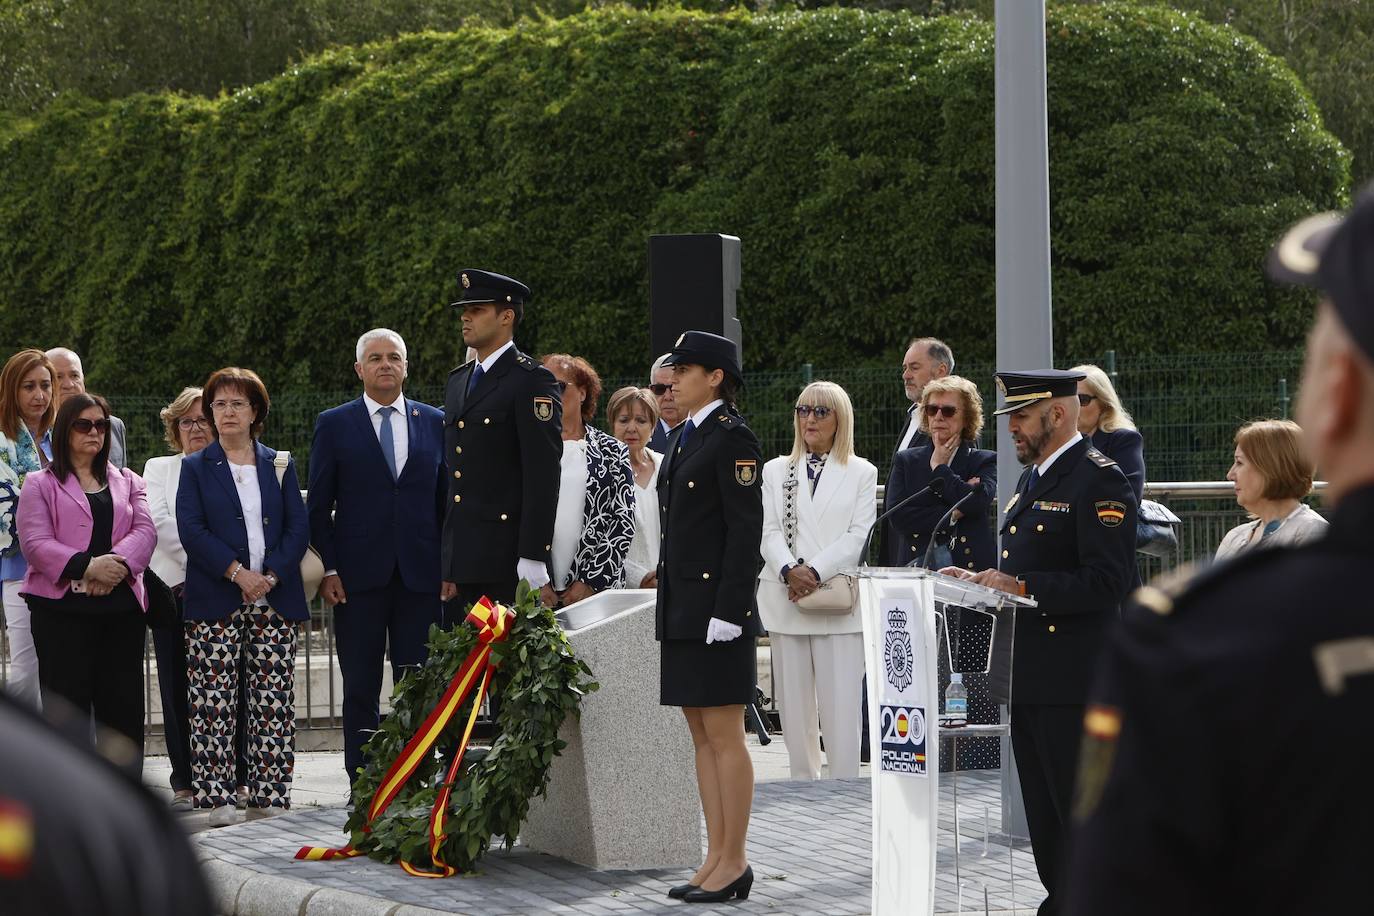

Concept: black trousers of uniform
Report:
left=1010, top=703, right=1085, bottom=916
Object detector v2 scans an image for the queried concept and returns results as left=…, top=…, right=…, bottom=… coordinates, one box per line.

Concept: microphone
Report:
left=919, top=488, right=977, bottom=570
left=860, top=477, right=944, bottom=566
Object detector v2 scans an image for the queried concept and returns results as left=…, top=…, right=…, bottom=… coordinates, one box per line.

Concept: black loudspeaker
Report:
left=648, top=234, right=742, bottom=365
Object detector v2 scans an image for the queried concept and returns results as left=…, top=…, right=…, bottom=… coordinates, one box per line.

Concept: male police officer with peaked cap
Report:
left=1067, top=188, right=1374, bottom=915
left=440, top=269, right=562, bottom=622
left=942, top=367, right=1137, bottom=916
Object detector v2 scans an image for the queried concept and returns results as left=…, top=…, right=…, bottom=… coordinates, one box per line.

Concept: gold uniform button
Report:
left=458, top=420, right=465, bottom=429
left=1037, top=524, right=1045, bottom=532
left=545, top=544, right=552, bottom=551
left=966, top=562, right=974, bottom=569
left=453, top=495, right=461, bottom=503
left=702, top=572, right=710, bottom=580
left=1002, top=549, right=1009, bottom=559
left=911, top=545, right=918, bottom=553
left=746, top=611, right=752, bottom=617
left=1009, top=526, right=1017, bottom=534
left=453, top=470, right=461, bottom=479
left=455, top=446, right=462, bottom=455
left=964, top=548, right=971, bottom=555
left=484, top=417, right=491, bottom=425
left=1048, top=625, right=1056, bottom=633
left=960, top=536, right=967, bottom=543
left=500, top=513, right=508, bottom=521
left=687, top=481, right=695, bottom=489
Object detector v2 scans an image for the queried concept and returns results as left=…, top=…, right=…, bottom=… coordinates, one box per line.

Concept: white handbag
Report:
left=782, top=461, right=858, bottom=615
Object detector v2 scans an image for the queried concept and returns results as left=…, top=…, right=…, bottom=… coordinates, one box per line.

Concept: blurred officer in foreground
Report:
left=1067, top=188, right=1374, bottom=915
left=440, top=269, right=562, bottom=622
left=942, top=368, right=1137, bottom=916
left=0, top=691, right=211, bottom=914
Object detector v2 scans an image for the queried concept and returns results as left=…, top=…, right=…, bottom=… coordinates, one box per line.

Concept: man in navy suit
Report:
left=307, top=328, right=447, bottom=784
left=647, top=353, right=683, bottom=454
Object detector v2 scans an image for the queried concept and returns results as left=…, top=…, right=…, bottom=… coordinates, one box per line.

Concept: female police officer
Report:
left=655, top=331, right=763, bottom=904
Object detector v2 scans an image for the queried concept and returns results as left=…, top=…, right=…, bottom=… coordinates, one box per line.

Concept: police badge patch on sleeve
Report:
left=734, top=460, right=757, bottom=486
left=533, top=397, right=554, bottom=421
left=1095, top=500, right=1126, bottom=527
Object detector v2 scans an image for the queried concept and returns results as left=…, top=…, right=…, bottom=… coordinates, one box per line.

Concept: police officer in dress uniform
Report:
left=440, top=269, right=562, bottom=622
left=942, top=368, right=1137, bottom=916
left=655, top=331, right=764, bottom=904
left=1066, top=188, right=1374, bottom=915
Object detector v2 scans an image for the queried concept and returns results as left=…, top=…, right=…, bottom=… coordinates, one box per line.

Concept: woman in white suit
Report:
left=143, top=387, right=212, bottom=810
left=758, top=381, right=876, bottom=779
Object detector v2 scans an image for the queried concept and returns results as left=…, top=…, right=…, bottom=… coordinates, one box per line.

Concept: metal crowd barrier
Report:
left=0, top=481, right=1326, bottom=747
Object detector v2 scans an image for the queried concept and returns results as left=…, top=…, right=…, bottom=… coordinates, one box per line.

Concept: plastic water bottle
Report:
left=943, top=673, right=968, bottom=727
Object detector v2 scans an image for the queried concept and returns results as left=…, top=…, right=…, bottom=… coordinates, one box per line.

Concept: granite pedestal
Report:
left=520, top=589, right=700, bottom=869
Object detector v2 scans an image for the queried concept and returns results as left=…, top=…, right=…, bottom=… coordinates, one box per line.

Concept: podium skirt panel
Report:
left=660, top=636, right=756, bottom=707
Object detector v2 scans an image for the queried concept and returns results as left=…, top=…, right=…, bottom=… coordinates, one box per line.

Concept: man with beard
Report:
left=942, top=369, right=1137, bottom=916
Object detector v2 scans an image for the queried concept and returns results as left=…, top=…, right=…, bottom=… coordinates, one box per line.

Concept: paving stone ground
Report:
left=170, top=740, right=1044, bottom=916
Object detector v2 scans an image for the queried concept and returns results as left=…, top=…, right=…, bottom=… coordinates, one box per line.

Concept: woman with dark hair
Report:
left=16, top=393, right=156, bottom=763
left=656, top=331, right=763, bottom=904
left=0, top=348, right=56, bottom=708
left=539, top=354, right=634, bottom=608
left=176, top=367, right=309, bottom=827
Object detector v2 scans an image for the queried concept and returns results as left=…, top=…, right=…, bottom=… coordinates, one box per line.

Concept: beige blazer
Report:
left=143, top=453, right=189, bottom=586
left=757, top=453, right=877, bottom=636
left=1215, top=502, right=1327, bottom=562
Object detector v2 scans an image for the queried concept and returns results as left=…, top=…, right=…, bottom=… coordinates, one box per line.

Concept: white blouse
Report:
left=230, top=461, right=268, bottom=607
left=550, top=439, right=589, bottom=590
left=622, top=450, right=662, bottom=589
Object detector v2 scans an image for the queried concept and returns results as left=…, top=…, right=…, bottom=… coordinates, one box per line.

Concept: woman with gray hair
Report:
left=757, top=381, right=876, bottom=779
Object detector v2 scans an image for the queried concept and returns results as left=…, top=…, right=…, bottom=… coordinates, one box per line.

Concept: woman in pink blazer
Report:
left=17, top=393, right=155, bottom=764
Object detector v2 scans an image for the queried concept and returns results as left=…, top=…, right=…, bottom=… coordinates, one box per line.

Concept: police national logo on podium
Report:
left=880, top=601, right=928, bottom=777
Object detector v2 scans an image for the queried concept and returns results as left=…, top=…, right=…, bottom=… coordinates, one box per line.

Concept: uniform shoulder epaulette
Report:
left=1085, top=447, right=1117, bottom=469
left=514, top=354, right=540, bottom=372
left=1129, top=544, right=1287, bottom=619
left=715, top=411, right=740, bottom=429
left=449, top=359, right=475, bottom=376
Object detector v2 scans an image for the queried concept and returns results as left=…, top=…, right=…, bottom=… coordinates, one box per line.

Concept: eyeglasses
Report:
left=178, top=417, right=209, bottom=430
left=794, top=405, right=833, bottom=419
left=71, top=418, right=109, bottom=434
left=211, top=399, right=250, bottom=413
left=923, top=404, right=959, bottom=419
left=648, top=383, right=671, bottom=396
left=1078, top=394, right=1097, bottom=406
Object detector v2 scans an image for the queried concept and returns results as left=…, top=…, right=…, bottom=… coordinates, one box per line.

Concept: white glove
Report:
left=706, top=617, right=744, bottom=644
left=517, top=558, right=550, bottom=590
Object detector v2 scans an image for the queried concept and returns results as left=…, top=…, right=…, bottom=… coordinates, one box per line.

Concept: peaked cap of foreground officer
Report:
left=1268, top=183, right=1374, bottom=362
left=992, top=368, right=1085, bottom=416
left=661, top=330, right=744, bottom=384
left=450, top=268, right=531, bottom=308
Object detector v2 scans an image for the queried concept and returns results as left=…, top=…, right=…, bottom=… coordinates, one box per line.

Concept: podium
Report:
left=851, top=567, right=1036, bottom=916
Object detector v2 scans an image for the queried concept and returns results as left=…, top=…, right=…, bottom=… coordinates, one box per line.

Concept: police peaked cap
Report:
left=451, top=268, right=531, bottom=308
left=1268, top=182, right=1374, bottom=365
left=662, top=330, right=743, bottom=384
left=993, top=369, right=1085, bottom=415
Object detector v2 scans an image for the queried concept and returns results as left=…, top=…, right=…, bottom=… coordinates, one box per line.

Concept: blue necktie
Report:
left=1021, top=465, right=1040, bottom=499
left=378, top=405, right=398, bottom=481
left=467, top=362, right=484, bottom=397
left=677, top=418, right=696, bottom=453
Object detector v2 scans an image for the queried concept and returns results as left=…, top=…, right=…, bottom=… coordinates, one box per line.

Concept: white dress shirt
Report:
left=477, top=339, right=515, bottom=374
left=896, top=404, right=920, bottom=453
left=230, top=462, right=268, bottom=607
left=363, top=391, right=409, bottom=478
left=1035, top=431, right=1083, bottom=478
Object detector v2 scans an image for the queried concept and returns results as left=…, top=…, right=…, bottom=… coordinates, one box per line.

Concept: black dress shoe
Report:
left=683, top=866, right=753, bottom=903
left=666, top=883, right=699, bottom=899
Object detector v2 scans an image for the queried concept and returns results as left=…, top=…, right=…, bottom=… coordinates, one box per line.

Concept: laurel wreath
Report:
left=344, top=582, right=597, bottom=871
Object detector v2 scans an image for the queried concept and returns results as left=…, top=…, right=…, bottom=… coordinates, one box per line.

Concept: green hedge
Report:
left=0, top=4, right=1348, bottom=398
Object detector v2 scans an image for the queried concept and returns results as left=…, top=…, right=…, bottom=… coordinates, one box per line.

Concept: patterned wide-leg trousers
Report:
left=187, top=605, right=298, bottom=809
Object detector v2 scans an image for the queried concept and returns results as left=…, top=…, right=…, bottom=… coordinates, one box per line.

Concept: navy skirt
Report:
left=660, top=636, right=756, bottom=708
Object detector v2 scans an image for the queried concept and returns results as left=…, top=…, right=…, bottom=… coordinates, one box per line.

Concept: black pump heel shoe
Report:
left=683, top=866, right=753, bottom=903
left=667, top=883, right=699, bottom=899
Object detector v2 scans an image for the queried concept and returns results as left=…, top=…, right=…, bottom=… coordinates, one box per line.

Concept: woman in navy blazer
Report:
left=886, top=376, right=997, bottom=572
left=1073, top=364, right=1146, bottom=504
left=175, top=368, right=308, bottom=827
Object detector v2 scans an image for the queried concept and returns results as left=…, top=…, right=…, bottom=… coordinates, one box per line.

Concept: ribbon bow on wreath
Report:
left=297, top=596, right=512, bottom=878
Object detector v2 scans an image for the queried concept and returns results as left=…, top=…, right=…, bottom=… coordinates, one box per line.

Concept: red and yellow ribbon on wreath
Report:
left=295, top=595, right=511, bottom=878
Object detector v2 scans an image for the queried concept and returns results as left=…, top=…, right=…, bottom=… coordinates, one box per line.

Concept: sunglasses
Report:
left=648, top=383, right=671, bottom=396
left=923, top=404, right=959, bottom=419
left=1078, top=394, right=1097, bottom=406
left=71, top=418, right=109, bottom=434
left=794, top=405, right=833, bottom=419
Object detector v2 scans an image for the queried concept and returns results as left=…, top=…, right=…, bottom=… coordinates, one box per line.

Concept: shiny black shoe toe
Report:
left=667, top=883, right=699, bottom=899
left=683, top=866, right=753, bottom=903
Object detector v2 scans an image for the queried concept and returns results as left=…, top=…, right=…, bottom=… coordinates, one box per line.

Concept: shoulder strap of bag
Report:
left=273, top=450, right=289, bottom=486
